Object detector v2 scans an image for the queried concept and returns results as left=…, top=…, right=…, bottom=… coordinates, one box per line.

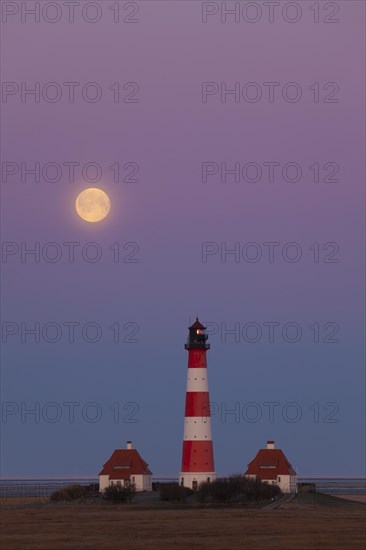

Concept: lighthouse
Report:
left=179, top=318, right=216, bottom=490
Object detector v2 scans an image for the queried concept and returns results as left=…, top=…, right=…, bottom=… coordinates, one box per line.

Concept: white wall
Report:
left=99, top=475, right=109, bottom=492
left=99, top=474, right=152, bottom=492
left=179, top=472, right=216, bottom=490
left=273, top=474, right=298, bottom=493
left=133, top=474, right=152, bottom=491
left=245, top=474, right=298, bottom=494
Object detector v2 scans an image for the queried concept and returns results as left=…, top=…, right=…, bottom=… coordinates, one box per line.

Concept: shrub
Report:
left=159, top=483, right=192, bottom=502
left=196, top=475, right=281, bottom=504
left=50, top=484, right=88, bottom=502
left=103, top=484, right=136, bottom=503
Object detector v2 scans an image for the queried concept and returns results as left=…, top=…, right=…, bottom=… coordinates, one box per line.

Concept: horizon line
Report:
left=1, top=473, right=365, bottom=481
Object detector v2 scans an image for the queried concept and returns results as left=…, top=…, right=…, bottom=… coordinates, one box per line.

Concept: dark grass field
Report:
left=1, top=494, right=365, bottom=549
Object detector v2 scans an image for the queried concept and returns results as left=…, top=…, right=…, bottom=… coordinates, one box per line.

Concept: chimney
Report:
left=267, top=440, right=275, bottom=449
left=127, top=440, right=132, bottom=450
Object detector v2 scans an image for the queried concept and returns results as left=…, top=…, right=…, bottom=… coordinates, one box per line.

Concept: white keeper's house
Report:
left=99, top=441, right=152, bottom=492
left=244, top=440, right=298, bottom=493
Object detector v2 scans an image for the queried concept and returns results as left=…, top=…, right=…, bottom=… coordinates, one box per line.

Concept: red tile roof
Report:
left=109, top=469, right=131, bottom=480
left=99, top=449, right=152, bottom=477
left=244, top=448, right=296, bottom=481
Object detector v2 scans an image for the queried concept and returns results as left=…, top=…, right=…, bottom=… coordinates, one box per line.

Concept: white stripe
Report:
left=186, top=368, right=209, bottom=392
left=183, top=416, right=212, bottom=441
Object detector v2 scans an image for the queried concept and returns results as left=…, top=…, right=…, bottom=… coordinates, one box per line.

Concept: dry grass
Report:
left=1, top=499, right=365, bottom=549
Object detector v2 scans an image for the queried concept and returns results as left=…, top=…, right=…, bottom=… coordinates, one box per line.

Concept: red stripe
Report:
left=181, top=441, right=215, bottom=472
left=187, top=350, right=207, bottom=369
left=185, top=392, right=211, bottom=417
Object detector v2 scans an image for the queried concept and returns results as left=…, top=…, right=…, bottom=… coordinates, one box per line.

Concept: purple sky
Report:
left=1, top=1, right=365, bottom=478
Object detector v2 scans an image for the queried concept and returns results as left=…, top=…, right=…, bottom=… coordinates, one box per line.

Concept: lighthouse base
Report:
left=179, top=472, right=216, bottom=490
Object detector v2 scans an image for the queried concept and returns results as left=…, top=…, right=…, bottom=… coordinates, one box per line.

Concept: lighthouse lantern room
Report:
left=185, top=319, right=210, bottom=350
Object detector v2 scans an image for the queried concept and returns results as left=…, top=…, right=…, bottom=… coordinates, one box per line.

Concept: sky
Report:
left=1, top=0, right=365, bottom=479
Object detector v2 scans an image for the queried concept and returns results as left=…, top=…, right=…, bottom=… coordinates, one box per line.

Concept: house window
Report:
left=111, top=481, right=114, bottom=485
left=117, top=481, right=121, bottom=486
left=180, top=478, right=184, bottom=486
left=278, top=477, right=281, bottom=482
left=207, top=478, right=211, bottom=483
left=132, top=477, right=135, bottom=482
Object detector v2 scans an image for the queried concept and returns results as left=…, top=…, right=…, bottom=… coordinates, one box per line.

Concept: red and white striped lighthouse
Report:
left=179, top=318, right=216, bottom=490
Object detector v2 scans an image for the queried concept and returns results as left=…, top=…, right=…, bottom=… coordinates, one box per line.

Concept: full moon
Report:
left=75, top=188, right=111, bottom=223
